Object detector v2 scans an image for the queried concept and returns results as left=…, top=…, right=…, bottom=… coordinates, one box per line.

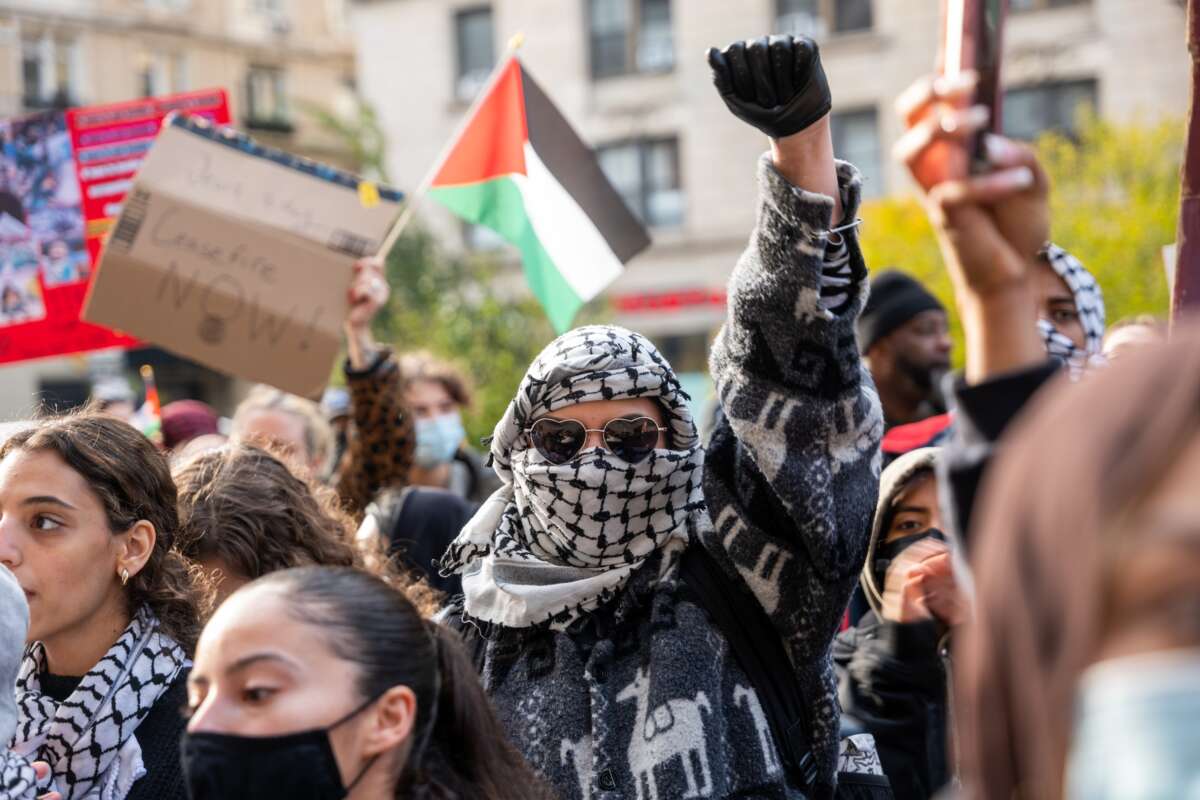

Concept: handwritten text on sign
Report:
left=84, top=118, right=402, bottom=396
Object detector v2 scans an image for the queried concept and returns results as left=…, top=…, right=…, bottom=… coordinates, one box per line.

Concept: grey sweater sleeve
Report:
left=703, top=153, right=883, bottom=662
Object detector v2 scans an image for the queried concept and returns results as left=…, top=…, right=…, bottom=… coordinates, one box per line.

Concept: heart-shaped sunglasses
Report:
left=526, top=416, right=669, bottom=465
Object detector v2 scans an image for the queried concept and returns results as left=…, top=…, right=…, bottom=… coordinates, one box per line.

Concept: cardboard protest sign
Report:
left=84, top=115, right=403, bottom=397
left=0, top=90, right=230, bottom=366
left=67, top=89, right=231, bottom=268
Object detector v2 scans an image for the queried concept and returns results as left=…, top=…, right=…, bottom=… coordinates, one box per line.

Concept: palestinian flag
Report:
left=428, top=57, right=650, bottom=332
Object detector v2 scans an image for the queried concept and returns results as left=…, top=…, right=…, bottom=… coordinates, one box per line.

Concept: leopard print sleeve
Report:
left=335, top=348, right=414, bottom=519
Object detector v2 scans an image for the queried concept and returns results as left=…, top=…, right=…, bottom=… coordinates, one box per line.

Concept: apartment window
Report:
left=831, top=107, right=882, bottom=197
left=1010, top=0, right=1087, bottom=10
left=588, top=0, right=674, bottom=80
left=776, top=0, right=872, bottom=38
left=138, top=52, right=188, bottom=98
left=1003, top=79, right=1097, bottom=141
left=455, top=7, right=495, bottom=102
left=21, top=34, right=79, bottom=109
left=596, top=137, right=683, bottom=227
left=245, top=66, right=291, bottom=130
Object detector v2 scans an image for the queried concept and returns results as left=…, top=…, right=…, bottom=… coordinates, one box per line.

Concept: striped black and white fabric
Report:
left=1038, top=243, right=1107, bottom=376
left=10, top=607, right=188, bottom=800
left=440, top=325, right=707, bottom=630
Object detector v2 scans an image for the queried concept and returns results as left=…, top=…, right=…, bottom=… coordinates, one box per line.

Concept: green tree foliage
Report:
left=296, top=95, right=392, bottom=182
left=858, top=115, right=1183, bottom=365
left=372, top=228, right=559, bottom=444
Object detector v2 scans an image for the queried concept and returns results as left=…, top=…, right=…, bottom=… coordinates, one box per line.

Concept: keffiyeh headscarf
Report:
left=10, top=606, right=188, bottom=800
left=1037, top=243, right=1107, bottom=376
left=440, top=325, right=707, bottom=630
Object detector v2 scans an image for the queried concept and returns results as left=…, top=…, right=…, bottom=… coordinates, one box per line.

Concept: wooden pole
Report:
left=1172, top=0, right=1200, bottom=322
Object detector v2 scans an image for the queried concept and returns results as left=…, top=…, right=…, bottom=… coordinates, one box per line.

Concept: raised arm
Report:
left=894, top=75, right=1058, bottom=546
left=701, top=32, right=882, bottom=664
left=699, top=37, right=884, bottom=789
left=334, top=257, right=414, bottom=519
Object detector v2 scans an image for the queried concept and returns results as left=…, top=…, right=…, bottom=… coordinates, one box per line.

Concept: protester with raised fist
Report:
left=0, top=414, right=201, bottom=800
left=438, top=36, right=887, bottom=799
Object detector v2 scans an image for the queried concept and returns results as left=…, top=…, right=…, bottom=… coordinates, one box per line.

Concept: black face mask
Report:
left=181, top=696, right=379, bottom=800
left=872, top=527, right=948, bottom=592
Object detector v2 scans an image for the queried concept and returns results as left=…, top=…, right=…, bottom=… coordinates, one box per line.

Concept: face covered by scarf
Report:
left=1037, top=243, right=1107, bottom=376
left=439, top=325, right=706, bottom=630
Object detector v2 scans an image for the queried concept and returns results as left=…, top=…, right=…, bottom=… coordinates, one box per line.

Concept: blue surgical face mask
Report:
left=1065, top=649, right=1200, bottom=800
left=414, top=412, right=465, bottom=468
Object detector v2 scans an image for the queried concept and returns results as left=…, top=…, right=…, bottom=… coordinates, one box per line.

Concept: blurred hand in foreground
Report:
left=895, top=74, right=1048, bottom=382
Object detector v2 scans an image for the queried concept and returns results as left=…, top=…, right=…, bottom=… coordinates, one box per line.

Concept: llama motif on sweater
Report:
left=446, top=156, right=882, bottom=800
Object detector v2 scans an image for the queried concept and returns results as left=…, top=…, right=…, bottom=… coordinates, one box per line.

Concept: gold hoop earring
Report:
left=120, top=568, right=130, bottom=586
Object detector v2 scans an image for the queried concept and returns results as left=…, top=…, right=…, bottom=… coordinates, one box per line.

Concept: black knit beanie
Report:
left=857, top=270, right=944, bottom=354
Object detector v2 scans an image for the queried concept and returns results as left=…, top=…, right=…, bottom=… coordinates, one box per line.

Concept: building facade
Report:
left=351, top=0, right=1189, bottom=377
left=0, top=0, right=357, bottom=417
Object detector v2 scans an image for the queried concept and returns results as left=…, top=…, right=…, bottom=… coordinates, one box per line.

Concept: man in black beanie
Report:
left=858, top=270, right=952, bottom=429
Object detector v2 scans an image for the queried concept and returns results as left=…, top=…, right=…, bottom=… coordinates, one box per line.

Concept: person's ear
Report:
left=118, top=520, right=156, bottom=582
left=362, top=684, right=418, bottom=758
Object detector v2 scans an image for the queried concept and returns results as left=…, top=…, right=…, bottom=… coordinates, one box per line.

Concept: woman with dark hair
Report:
left=173, top=441, right=363, bottom=606
left=0, top=414, right=201, bottom=800
left=182, top=566, right=552, bottom=800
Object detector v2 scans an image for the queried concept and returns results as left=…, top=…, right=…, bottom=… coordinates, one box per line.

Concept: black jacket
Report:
left=369, top=486, right=474, bottom=596
left=835, top=612, right=949, bottom=800
left=939, top=361, right=1060, bottom=550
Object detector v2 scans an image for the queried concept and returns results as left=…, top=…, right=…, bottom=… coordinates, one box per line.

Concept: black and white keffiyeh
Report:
left=9, top=606, right=188, bottom=800
left=440, top=325, right=707, bottom=630
left=1038, top=243, right=1107, bottom=376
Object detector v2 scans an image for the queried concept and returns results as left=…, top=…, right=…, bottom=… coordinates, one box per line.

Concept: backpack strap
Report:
left=679, top=543, right=819, bottom=794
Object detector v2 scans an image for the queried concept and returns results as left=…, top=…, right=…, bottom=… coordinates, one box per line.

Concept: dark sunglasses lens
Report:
left=530, top=419, right=586, bottom=464
left=604, top=417, right=660, bottom=464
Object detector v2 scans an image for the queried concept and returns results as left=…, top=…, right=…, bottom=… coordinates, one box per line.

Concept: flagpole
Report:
left=374, top=32, right=527, bottom=260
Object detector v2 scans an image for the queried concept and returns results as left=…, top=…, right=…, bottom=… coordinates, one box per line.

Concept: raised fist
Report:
left=707, top=35, right=831, bottom=139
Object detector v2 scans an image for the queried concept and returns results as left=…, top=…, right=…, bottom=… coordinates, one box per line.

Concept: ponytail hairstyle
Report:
left=255, top=567, right=552, bottom=800
left=0, top=413, right=203, bottom=652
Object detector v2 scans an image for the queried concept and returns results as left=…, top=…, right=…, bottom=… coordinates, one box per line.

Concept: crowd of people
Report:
left=0, top=33, right=1194, bottom=800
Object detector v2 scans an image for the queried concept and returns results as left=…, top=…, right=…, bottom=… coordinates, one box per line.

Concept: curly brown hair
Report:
left=0, top=413, right=204, bottom=653
left=173, top=441, right=363, bottom=582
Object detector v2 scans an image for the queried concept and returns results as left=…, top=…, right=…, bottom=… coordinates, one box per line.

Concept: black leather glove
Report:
left=707, top=35, right=831, bottom=139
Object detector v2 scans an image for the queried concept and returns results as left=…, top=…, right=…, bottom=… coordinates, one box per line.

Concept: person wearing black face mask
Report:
left=834, top=448, right=967, bottom=800
left=180, top=566, right=552, bottom=800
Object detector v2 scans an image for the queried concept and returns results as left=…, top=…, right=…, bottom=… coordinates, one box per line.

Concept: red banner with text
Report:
left=0, top=88, right=229, bottom=365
